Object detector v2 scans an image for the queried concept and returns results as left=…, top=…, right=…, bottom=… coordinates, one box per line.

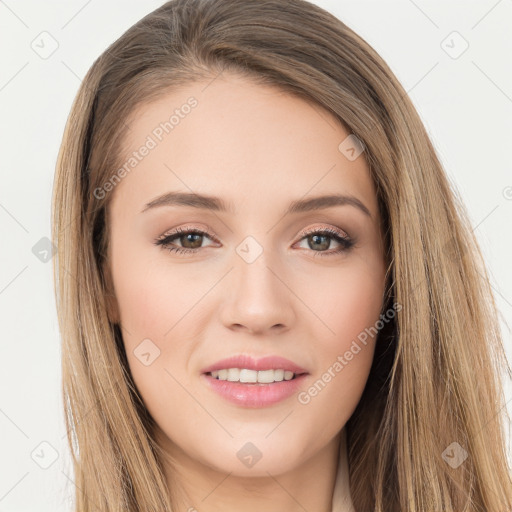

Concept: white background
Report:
left=0, top=1, right=511, bottom=510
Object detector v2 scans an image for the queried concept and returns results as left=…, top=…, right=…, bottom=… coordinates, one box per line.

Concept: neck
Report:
left=156, top=427, right=355, bottom=512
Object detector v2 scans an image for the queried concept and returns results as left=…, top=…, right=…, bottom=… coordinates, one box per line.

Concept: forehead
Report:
left=109, top=74, right=379, bottom=221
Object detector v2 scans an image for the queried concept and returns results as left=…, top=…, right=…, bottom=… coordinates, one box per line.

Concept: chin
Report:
left=196, top=434, right=311, bottom=477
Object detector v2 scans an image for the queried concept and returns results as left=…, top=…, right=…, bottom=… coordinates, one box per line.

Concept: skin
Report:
left=105, top=72, right=387, bottom=512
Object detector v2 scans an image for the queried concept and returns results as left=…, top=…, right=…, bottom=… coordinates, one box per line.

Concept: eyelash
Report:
left=153, top=225, right=355, bottom=258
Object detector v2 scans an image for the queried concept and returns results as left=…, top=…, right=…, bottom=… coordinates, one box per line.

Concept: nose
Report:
left=219, top=246, right=296, bottom=335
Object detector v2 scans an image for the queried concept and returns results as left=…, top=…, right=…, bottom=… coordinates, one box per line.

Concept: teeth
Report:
left=209, top=368, right=297, bottom=383
left=227, top=368, right=240, bottom=382
left=257, top=369, right=281, bottom=383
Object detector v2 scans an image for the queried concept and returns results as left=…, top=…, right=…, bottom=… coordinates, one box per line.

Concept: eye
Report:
left=154, top=226, right=218, bottom=255
left=294, top=226, right=354, bottom=258
left=154, top=225, right=355, bottom=257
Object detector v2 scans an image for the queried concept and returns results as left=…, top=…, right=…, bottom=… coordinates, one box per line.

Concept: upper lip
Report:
left=201, top=355, right=308, bottom=375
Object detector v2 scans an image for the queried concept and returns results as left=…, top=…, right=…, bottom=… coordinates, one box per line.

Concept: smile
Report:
left=201, top=371, right=308, bottom=408
left=208, top=368, right=299, bottom=383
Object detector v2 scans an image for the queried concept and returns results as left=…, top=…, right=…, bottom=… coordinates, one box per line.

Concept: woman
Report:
left=51, top=0, right=512, bottom=510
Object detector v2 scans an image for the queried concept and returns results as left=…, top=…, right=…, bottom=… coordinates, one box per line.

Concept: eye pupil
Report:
left=182, top=233, right=203, bottom=248
left=309, top=234, right=329, bottom=251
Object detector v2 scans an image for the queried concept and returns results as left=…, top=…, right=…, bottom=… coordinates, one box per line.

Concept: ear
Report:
left=102, top=260, right=120, bottom=324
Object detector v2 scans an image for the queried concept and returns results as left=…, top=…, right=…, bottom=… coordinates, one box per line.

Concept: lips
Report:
left=201, top=372, right=308, bottom=407
left=200, top=354, right=308, bottom=375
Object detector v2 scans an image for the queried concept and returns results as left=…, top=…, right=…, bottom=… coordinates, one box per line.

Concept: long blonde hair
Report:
left=52, top=0, right=512, bottom=510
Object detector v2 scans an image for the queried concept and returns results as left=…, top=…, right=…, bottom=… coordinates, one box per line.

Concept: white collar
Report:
left=331, top=429, right=356, bottom=512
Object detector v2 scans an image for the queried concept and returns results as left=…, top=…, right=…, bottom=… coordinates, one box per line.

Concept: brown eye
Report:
left=154, top=227, right=217, bottom=255
left=178, top=232, right=203, bottom=249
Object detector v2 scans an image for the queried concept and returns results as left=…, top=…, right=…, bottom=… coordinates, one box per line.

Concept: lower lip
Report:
left=201, top=373, right=308, bottom=408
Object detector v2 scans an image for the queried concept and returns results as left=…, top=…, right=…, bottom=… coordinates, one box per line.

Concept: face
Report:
left=105, top=73, right=387, bottom=478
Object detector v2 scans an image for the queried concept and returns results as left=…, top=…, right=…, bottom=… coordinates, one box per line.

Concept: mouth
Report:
left=205, top=368, right=307, bottom=384
left=200, top=369, right=309, bottom=408
left=199, top=355, right=309, bottom=407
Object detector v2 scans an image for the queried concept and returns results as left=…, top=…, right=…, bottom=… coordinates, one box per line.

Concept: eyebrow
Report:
left=141, top=191, right=372, bottom=219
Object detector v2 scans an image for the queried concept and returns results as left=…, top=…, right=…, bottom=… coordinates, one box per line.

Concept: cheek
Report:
left=110, top=233, right=207, bottom=340
left=111, top=261, right=200, bottom=427
left=109, top=240, right=203, bottom=401
left=297, top=259, right=384, bottom=422
left=312, top=255, right=385, bottom=348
